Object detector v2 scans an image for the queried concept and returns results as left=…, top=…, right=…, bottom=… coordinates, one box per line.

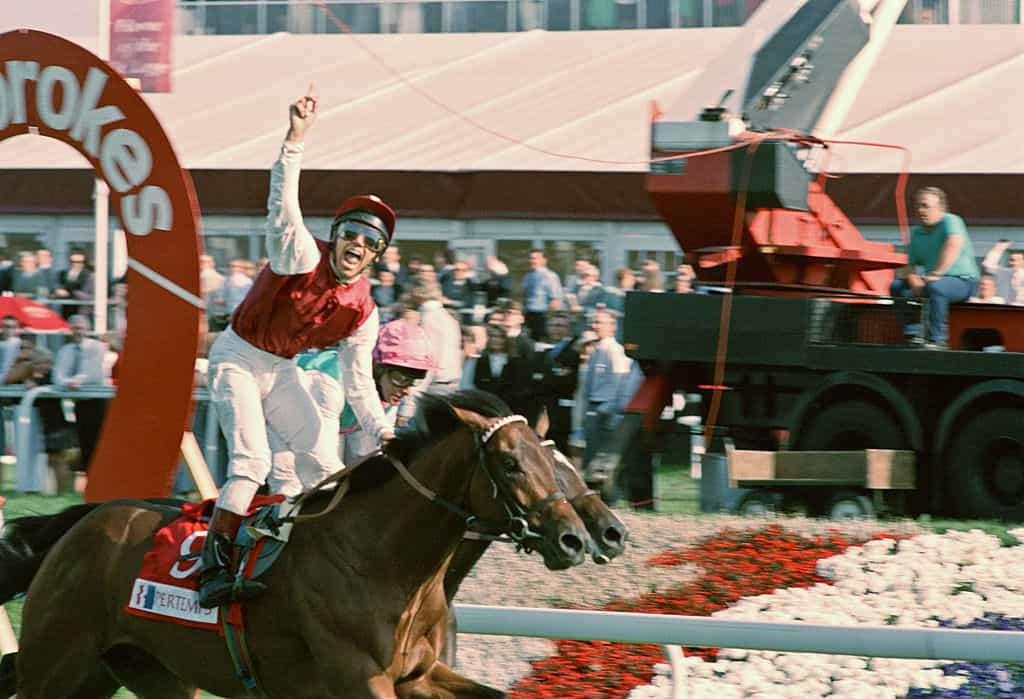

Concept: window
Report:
left=898, top=0, right=948, bottom=23
left=542, top=240, right=600, bottom=282
left=397, top=240, right=449, bottom=273
left=496, top=240, right=535, bottom=295
left=626, top=249, right=685, bottom=273
left=203, top=236, right=251, bottom=271
left=0, top=233, right=47, bottom=263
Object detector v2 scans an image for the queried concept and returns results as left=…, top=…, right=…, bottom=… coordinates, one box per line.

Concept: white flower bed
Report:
left=627, top=528, right=1024, bottom=699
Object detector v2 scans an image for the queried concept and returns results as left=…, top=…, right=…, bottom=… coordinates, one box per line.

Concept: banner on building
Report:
left=109, top=0, right=174, bottom=93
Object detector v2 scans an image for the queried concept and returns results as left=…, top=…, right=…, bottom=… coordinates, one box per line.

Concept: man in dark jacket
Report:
left=533, top=311, right=582, bottom=453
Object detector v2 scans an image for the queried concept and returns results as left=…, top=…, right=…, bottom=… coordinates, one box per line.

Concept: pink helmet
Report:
left=374, top=319, right=433, bottom=372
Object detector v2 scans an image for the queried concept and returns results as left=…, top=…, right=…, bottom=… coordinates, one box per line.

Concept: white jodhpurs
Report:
left=209, top=327, right=344, bottom=515
left=268, top=370, right=345, bottom=498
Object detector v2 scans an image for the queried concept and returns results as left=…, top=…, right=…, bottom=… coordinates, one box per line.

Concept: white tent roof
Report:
left=2, top=24, right=1022, bottom=174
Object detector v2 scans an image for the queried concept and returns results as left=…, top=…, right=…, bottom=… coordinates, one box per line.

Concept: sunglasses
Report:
left=333, top=221, right=388, bottom=254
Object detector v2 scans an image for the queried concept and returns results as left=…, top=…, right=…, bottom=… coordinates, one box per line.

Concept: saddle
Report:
left=229, top=449, right=383, bottom=581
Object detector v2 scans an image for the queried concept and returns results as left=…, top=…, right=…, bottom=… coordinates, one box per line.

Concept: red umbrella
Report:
left=0, top=296, right=70, bottom=333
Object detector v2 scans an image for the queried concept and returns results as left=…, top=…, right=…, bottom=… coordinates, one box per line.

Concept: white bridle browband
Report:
left=481, top=415, right=528, bottom=444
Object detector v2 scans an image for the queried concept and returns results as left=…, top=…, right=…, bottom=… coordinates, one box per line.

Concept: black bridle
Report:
left=387, top=414, right=567, bottom=553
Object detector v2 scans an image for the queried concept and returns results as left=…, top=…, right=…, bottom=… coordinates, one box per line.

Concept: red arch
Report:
left=0, top=30, right=201, bottom=501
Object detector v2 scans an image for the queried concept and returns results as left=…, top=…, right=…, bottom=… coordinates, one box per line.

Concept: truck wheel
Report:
left=796, top=400, right=907, bottom=450
left=828, top=490, right=874, bottom=520
left=737, top=490, right=782, bottom=517
left=946, top=408, right=1024, bottom=520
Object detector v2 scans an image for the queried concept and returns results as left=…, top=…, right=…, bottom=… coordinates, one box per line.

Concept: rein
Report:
left=537, top=438, right=602, bottom=512
left=389, top=414, right=567, bottom=552
left=288, top=450, right=383, bottom=522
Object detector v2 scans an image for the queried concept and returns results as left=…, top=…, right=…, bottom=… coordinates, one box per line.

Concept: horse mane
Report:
left=340, top=389, right=513, bottom=496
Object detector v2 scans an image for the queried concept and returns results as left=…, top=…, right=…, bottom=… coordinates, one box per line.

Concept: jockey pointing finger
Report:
left=199, top=90, right=398, bottom=610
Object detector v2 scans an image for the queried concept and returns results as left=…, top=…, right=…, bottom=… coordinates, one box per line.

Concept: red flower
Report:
left=508, top=526, right=905, bottom=698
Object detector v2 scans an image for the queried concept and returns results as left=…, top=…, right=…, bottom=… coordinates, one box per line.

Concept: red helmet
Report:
left=332, top=194, right=396, bottom=249
left=373, top=319, right=433, bottom=372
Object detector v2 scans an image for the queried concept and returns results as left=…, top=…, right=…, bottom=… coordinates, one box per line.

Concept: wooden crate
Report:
left=727, top=449, right=916, bottom=490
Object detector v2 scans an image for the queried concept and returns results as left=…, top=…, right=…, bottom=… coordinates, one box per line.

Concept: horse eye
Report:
left=502, top=456, right=522, bottom=474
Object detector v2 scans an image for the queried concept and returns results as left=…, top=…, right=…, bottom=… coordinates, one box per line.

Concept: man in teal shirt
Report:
left=891, top=187, right=979, bottom=348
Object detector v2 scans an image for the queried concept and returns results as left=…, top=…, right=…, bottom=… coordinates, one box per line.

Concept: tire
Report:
left=827, top=490, right=875, bottom=520
left=795, top=399, right=907, bottom=451
left=795, top=400, right=908, bottom=518
left=945, top=407, right=1024, bottom=520
left=737, top=490, right=782, bottom=517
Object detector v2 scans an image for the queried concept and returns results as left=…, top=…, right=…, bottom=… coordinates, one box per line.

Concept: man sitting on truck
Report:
left=890, top=186, right=979, bottom=349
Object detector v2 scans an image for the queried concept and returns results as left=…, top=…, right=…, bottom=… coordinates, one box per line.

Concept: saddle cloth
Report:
left=124, top=496, right=286, bottom=630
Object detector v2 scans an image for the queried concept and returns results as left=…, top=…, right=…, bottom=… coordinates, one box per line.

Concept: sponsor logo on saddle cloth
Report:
left=125, top=496, right=284, bottom=629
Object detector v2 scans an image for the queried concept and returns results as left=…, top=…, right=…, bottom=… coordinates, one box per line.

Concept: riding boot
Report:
left=197, top=507, right=267, bottom=609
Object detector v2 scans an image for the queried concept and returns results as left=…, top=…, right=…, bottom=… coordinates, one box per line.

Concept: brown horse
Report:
left=0, top=390, right=590, bottom=698
left=440, top=439, right=629, bottom=666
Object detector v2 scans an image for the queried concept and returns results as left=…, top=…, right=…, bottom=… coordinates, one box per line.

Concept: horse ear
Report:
left=450, top=406, right=490, bottom=434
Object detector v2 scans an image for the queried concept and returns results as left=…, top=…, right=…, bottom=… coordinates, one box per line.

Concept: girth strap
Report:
left=220, top=609, right=266, bottom=698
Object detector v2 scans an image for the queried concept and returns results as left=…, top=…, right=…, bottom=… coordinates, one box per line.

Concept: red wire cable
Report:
left=313, top=0, right=917, bottom=450
left=702, top=139, right=758, bottom=448
left=312, top=0, right=914, bottom=231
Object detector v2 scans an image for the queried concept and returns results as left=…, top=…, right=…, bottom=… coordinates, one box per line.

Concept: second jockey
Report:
left=199, top=89, right=397, bottom=609
left=268, top=318, right=433, bottom=497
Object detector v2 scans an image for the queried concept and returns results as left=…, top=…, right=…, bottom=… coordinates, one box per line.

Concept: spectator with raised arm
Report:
left=478, top=255, right=512, bottom=307
left=981, top=239, right=1024, bottom=306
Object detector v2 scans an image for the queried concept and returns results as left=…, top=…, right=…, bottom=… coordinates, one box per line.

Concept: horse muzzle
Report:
left=539, top=521, right=589, bottom=571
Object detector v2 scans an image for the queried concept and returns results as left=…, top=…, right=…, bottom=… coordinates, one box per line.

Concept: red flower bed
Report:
left=508, top=525, right=903, bottom=699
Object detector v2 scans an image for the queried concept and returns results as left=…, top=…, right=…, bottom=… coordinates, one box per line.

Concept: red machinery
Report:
left=609, top=0, right=1024, bottom=519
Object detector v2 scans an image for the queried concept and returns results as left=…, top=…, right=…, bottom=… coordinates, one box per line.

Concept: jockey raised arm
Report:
left=200, top=88, right=397, bottom=609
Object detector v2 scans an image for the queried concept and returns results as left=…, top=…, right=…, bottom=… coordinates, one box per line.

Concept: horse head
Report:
left=543, top=441, right=629, bottom=563
left=446, top=396, right=591, bottom=571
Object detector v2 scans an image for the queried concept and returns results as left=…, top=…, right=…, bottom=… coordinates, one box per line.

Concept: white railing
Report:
left=452, top=604, right=1024, bottom=699
left=0, top=385, right=218, bottom=485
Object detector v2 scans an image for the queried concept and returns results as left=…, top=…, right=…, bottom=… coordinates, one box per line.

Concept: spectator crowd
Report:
left=187, top=244, right=704, bottom=509
left=0, top=195, right=1020, bottom=504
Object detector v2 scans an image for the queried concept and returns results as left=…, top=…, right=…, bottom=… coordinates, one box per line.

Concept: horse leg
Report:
left=0, top=654, right=15, bottom=697
left=299, top=636, right=398, bottom=699
left=67, top=666, right=121, bottom=699
left=104, top=644, right=198, bottom=699
left=2, top=651, right=121, bottom=699
left=16, top=641, right=105, bottom=699
left=399, top=663, right=507, bottom=699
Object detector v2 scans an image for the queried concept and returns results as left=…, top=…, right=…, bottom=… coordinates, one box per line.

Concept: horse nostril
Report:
left=603, top=526, right=625, bottom=549
left=559, top=533, right=584, bottom=555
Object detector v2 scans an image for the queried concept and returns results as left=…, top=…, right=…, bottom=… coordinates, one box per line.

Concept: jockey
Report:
left=267, top=318, right=433, bottom=496
left=199, top=89, right=397, bottom=609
